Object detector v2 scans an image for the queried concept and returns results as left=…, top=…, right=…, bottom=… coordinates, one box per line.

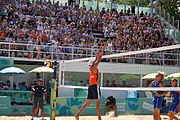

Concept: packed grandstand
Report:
left=0, top=0, right=179, bottom=65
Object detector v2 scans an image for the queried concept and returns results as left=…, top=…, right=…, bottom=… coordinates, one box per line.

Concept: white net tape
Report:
left=60, top=85, right=180, bottom=91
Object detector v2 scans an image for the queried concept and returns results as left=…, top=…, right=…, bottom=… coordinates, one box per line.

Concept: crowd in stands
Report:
left=0, top=80, right=29, bottom=90
left=103, top=80, right=128, bottom=87
left=0, top=73, right=42, bottom=91
left=0, top=0, right=178, bottom=64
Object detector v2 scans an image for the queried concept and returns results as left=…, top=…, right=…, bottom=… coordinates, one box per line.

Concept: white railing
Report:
left=0, top=42, right=179, bottom=66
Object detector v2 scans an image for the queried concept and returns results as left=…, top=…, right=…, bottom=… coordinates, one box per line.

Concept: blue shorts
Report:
left=169, top=102, right=179, bottom=112
left=153, top=98, right=162, bottom=109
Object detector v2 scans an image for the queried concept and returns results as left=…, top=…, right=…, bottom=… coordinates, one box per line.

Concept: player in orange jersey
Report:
left=75, top=41, right=106, bottom=120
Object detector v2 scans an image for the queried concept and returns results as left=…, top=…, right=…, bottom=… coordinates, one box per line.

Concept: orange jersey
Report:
left=89, top=67, right=99, bottom=85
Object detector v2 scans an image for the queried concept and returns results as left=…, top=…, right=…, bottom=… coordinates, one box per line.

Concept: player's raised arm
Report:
left=94, top=42, right=102, bottom=60
left=148, top=81, right=154, bottom=87
left=93, top=42, right=103, bottom=66
left=99, top=43, right=106, bottom=59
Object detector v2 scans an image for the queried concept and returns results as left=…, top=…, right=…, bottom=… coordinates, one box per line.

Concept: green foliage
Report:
left=115, top=0, right=150, bottom=7
left=115, top=0, right=180, bottom=20
left=159, top=0, right=180, bottom=20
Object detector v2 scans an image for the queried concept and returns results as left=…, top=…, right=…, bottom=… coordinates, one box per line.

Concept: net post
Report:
left=50, top=79, right=57, bottom=120
left=50, top=59, right=58, bottom=120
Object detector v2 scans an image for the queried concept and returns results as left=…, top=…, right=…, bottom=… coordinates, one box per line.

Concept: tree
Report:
left=158, top=0, right=180, bottom=21
left=115, top=0, right=180, bottom=21
left=114, top=0, right=180, bottom=29
left=115, top=0, right=150, bottom=7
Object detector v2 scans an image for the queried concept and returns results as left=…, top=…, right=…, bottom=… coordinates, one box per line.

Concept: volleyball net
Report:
left=58, top=44, right=180, bottom=95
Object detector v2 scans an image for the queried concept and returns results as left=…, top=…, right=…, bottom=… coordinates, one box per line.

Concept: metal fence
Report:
left=156, top=7, right=180, bottom=43
left=59, top=0, right=152, bottom=14
left=0, top=42, right=179, bottom=66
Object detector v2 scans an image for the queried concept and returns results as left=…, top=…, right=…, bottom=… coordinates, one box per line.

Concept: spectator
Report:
left=3, top=80, right=12, bottom=90
left=0, top=81, right=4, bottom=90
left=19, top=81, right=27, bottom=91
left=34, top=73, right=41, bottom=85
left=111, top=1, right=118, bottom=12
left=79, top=81, right=86, bottom=86
left=17, top=82, right=22, bottom=90
left=13, top=82, right=17, bottom=90
left=74, top=0, right=80, bottom=9
left=111, top=80, right=117, bottom=87
left=131, top=5, right=135, bottom=15
left=35, top=36, right=42, bottom=59
left=104, top=80, right=110, bottom=87
left=105, top=96, right=117, bottom=116
left=122, top=80, right=126, bottom=87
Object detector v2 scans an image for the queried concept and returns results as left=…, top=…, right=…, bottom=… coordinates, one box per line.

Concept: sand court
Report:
left=0, top=115, right=169, bottom=120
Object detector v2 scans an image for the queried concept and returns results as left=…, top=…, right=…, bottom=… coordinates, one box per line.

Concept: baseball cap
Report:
left=88, top=58, right=95, bottom=68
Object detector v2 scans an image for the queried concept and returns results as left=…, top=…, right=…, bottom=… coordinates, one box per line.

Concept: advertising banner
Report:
left=0, top=96, right=11, bottom=115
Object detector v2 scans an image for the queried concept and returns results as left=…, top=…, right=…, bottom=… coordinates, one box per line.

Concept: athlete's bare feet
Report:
left=75, top=114, right=79, bottom=120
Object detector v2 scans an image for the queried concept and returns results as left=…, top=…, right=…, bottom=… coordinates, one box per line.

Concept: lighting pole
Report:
left=137, top=0, right=140, bottom=16
left=83, top=0, right=85, bottom=7
left=124, top=0, right=126, bottom=12
left=97, top=0, right=99, bottom=11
